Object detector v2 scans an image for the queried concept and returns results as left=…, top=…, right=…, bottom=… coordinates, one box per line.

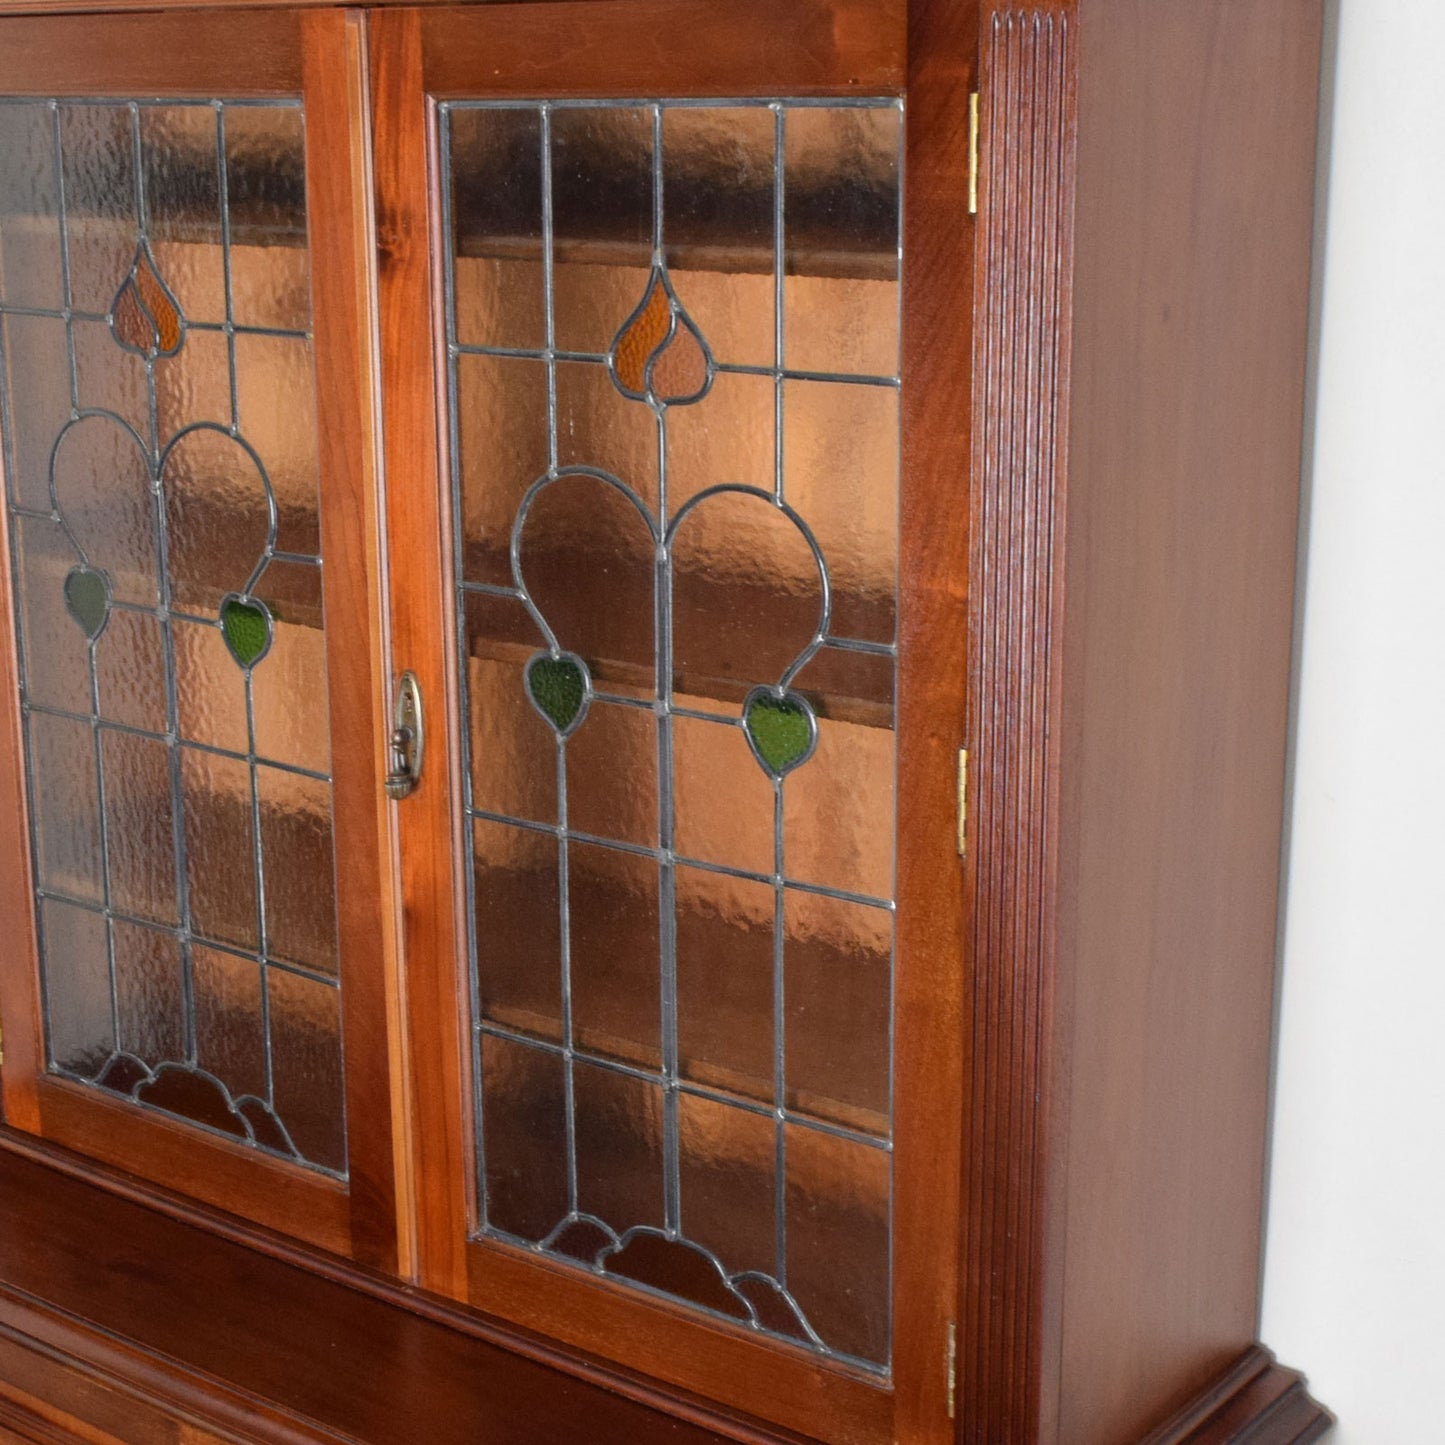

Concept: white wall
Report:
left=1260, top=1, right=1445, bottom=1439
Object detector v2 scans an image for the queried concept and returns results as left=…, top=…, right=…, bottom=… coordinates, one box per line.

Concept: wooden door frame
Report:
left=0, top=7, right=402, bottom=1269
left=371, top=3, right=976, bottom=1441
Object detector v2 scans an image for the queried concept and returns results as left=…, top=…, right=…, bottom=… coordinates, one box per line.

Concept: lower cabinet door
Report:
left=0, top=9, right=399, bottom=1266
left=374, top=4, right=971, bottom=1440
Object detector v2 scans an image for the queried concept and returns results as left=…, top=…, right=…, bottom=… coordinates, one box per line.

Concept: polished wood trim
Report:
left=1139, top=1347, right=1334, bottom=1445
left=466, top=1247, right=891, bottom=1445
left=961, top=8, right=1077, bottom=1441
left=33, top=1076, right=351, bottom=1253
left=413, top=0, right=906, bottom=98
left=0, top=11, right=304, bottom=95
left=301, top=6, right=403, bottom=1275
left=369, top=7, right=474, bottom=1298
left=892, top=0, right=976, bottom=1441
left=0, top=450, right=44, bottom=1137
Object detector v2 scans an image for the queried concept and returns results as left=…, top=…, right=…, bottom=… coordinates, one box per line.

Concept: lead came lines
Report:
left=445, top=96, right=901, bottom=1372
left=0, top=96, right=345, bottom=1176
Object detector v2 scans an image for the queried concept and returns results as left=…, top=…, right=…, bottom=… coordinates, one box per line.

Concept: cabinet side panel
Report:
left=963, top=7, right=1078, bottom=1442
left=1056, top=1, right=1324, bottom=1440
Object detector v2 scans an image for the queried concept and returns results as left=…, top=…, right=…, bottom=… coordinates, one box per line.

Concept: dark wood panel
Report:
left=414, top=0, right=905, bottom=97
left=1053, top=0, right=1325, bottom=1439
left=0, top=1147, right=814, bottom=1445
left=0, top=11, right=303, bottom=95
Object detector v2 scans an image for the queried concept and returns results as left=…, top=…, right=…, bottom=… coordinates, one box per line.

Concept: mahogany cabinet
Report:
left=0, top=2, right=1332, bottom=1441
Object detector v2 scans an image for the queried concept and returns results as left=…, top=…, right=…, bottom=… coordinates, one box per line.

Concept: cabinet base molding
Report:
left=0, top=1145, right=1332, bottom=1445
left=1141, top=1347, right=1334, bottom=1445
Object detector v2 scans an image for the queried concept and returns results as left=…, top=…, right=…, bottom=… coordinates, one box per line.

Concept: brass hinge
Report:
left=956, top=748, right=969, bottom=858
left=968, top=91, right=981, bottom=215
left=946, top=1320, right=957, bottom=1419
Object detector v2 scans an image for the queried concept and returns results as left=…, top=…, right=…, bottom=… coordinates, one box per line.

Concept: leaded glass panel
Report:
left=444, top=98, right=901, bottom=1371
left=0, top=97, right=346, bottom=1177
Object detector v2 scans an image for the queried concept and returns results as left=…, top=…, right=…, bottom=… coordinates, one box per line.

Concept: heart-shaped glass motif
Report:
left=743, top=689, right=817, bottom=778
left=63, top=565, right=110, bottom=640
left=525, top=652, right=590, bottom=736
left=220, top=595, right=273, bottom=670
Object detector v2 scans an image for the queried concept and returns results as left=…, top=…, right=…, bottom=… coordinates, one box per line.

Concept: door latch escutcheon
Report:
left=385, top=671, right=424, bottom=802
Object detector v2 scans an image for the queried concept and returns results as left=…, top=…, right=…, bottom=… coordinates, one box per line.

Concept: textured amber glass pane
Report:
left=58, top=104, right=137, bottom=316
left=480, top=1032, right=569, bottom=1241
left=29, top=710, right=103, bottom=903
left=0, top=102, right=63, bottom=310
left=785, top=892, right=891, bottom=1137
left=551, top=107, right=652, bottom=356
left=95, top=608, right=168, bottom=734
left=174, top=616, right=249, bottom=755
left=267, top=967, right=345, bottom=1174
left=53, top=412, right=159, bottom=609
left=574, top=1062, right=664, bottom=1234
left=670, top=486, right=825, bottom=701
left=473, top=817, right=562, bottom=1042
left=566, top=700, right=657, bottom=848
left=783, top=713, right=895, bottom=902
left=457, top=352, right=549, bottom=589
left=662, top=107, right=775, bottom=368
left=181, top=748, right=258, bottom=951
left=154, top=327, right=231, bottom=441
left=783, top=379, right=898, bottom=643
left=102, top=730, right=180, bottom=927
left=676, top=865, right=773, bottom=1103
left=666, top=368, right=773, bottom=513
left=234, top=331, right=320, bottom=556
left=41, top=900, right=113, bottom=1078
left=113, top=921, right=186, bottom=1070
left=192, top=945, right=266, bottom=1100
left=784, top=107, right=901, bottom=378
left=258, top=765, right=338, bottom=977
left=678, top=1093, right=776, bottom=1279
left=251, top=559, right=330, bottom=773
left=516, top=469, right=656, bottom=683
left=142, top=107, right=225, bottom=326
left=450, top=107, right=545, bottom=351
left=14, top=514, right=93, bottom=714
left=672, top=713, right=774, bottom=877
left=569, top=841, right=660, bottom=1070
left=162, top=423, right=270, bottom=616
left=785, top=1125, right=890, bottom=1363
left=554, top=359, right=658, bottom=510
left=0, top=313, right=69, bottom=513
left=466, top=598, right=558, bottom=825
left=225, top=106, right=310, bottom=332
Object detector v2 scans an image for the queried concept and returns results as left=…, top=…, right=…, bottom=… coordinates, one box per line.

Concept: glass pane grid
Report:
left=1, top=96, right=346, bottom=1177
left=445, top=97, right=901, bottom=1370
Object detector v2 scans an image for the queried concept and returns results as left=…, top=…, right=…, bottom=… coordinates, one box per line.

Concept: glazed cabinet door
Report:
left=0, top=10, right=399, bottom=1267
left=373, top=3, right=974, bottom=1440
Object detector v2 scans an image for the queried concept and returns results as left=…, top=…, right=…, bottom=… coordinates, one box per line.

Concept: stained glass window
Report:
left=444, top=98, right=901, bottom=1369
left=0, top=98, right=346, bottom=1176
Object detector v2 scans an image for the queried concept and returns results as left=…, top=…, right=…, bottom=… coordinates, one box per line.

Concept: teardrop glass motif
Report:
left=110, top=241, right=184, bottom=359
left=608, top=266, right=712, bottom=407
left=743, top=687, right=818, bottom=778
left=219, top=594, right=274, bottom=670
left=525, top=651, right=590, bottom=736
left=63, top=565, right=110, bottom=640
